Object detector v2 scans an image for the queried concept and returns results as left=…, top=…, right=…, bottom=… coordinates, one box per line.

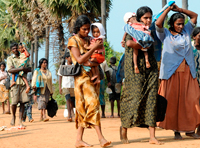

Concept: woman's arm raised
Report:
left=156, top=5, right=172, bottom=28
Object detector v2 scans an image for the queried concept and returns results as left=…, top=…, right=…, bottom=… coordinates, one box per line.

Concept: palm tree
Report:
left=182, top=0, right=188, bottom=19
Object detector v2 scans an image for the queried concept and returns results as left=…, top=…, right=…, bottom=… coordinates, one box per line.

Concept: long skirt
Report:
left=158, top=60, right=200, bottom=132
left=74, top=69, right=100, bottom=129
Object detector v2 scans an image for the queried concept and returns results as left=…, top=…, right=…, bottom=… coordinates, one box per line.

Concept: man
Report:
left=7, top=43, right=31, bottom=126
left=99, top=60, right=110, bottom=118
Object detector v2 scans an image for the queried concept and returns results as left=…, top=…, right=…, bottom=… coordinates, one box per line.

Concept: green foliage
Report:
left=52, top=81, right=66, bottom=105
left=104, top=40, right=123, bottom=66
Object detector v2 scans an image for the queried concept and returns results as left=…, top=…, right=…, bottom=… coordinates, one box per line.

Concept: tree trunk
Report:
left=30, top=42, right=34, bottom=70
left=162, top=0, right=167, bottom=20
left=34, top=35, right=38, bottom=70
left=45, top=26, right=50, bottom=64
left=57, top=19, right=65, bottom=60
left=101, top=0, right=106, bottom=39
left=182, top=0, right=188, bottom=19
left=19, top=24, right=24, bottom=43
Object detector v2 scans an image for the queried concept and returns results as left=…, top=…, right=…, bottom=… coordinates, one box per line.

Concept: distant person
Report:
left=58, top=51, right=75, bottom=122
left=108, top=57, right=120, bottom=118
left=99, top=60, right=110, bottom=118
left=0, top=62, right=10, bottom=114
left=32, top=58, right=53, bottom=122
left=22, top=72, right=34, bottom=123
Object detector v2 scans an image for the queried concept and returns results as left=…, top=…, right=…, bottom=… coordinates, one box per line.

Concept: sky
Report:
left=38, top=0, right=200, bottom=82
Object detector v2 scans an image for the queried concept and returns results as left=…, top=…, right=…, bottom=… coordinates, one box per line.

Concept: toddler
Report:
left=84, top=23, right=106, bottom=84
left=122, top=12, right=154, bottom=73
left=10, top=43, right=30, bottom=93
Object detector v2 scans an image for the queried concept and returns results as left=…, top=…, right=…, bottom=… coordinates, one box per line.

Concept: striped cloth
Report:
left=193, top=46, right=200, bottom=86
left=34, top=68, right=44, bottom=96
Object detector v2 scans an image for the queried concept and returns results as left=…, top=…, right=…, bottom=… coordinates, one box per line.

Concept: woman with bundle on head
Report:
left=156, top=3, right=200, bottom=139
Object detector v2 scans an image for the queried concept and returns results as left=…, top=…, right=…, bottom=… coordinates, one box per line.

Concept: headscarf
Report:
left=90, top=23, right=106, bottom=39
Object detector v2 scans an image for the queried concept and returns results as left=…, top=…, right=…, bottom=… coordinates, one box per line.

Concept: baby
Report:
left=10, top=43, right=30, bottom=93
left=122, top=12, right=154, bottom=73
left=84, top=23, right=106, bottom=84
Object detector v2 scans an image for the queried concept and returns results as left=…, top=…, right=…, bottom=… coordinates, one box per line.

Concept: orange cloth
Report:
left=158, top=60, right=200, bottom=132
left=91, top=53, right=105, bottom=64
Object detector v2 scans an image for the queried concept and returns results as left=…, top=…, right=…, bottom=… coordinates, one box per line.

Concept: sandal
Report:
left=67, top=118, right=73, bottom=122
left=99, top=138, right=111, bottom=147
left=43, top=118, right=49, bottom=122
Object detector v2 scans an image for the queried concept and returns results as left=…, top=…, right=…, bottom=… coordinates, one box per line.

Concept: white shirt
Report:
left=57, top=62, right=74, bottom=89
left=0, top=70, right=7, bottom=85
left=100, top=60, right=109, bottom=73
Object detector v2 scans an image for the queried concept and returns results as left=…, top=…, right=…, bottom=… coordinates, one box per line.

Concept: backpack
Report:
left=110, top=65, right=117, bottom=86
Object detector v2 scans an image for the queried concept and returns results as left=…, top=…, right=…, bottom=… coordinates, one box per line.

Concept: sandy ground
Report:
left=0, top=105, right=200, bottom=148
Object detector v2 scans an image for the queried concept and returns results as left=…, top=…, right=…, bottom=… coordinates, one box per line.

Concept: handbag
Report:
left=59, top=62, right=81, bottom=76
left=3, top=71, right=10, bottom=90
left=46, top=96, right=58, bottom=118
left=156, top=94, right=167, bottom=122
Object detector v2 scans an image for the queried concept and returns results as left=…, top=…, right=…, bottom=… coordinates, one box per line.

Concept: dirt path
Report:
left=0, top=106, right=200, bottom=148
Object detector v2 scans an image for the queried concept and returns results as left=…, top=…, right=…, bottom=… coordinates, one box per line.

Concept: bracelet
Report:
left=121, top=40, right=125, bottom=43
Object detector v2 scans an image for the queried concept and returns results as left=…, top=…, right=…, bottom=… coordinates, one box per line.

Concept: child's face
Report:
left=128, top=16, right=137, bottom=24
left=66, top=57, right=72, bottom=64
left=92, top=27, right=100, bottom=38
left=18, top=45, right=25, bottom=53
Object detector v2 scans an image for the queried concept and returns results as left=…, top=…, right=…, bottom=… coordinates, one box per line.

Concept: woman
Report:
left=32, top=58, right=53, bottom=122
left=120, top=6, right=162, bottom=145
left=156, top=4, right=200, bottom=139
left=67, top=15, right=111, bottom=147
left=0, top=62, right=10, bottom=114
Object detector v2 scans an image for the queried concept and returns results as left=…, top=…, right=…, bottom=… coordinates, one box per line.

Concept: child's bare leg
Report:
left=133, top=49, right=139, bottom=73
left=22, top=77, right=30, bottom=93
left=144, top=51, right=151, bottom=68
left=91, top=67, right=98, bottom=81
left=10, top=74, right=16, bottom=87
left=90, top=57, right=98, bottom=63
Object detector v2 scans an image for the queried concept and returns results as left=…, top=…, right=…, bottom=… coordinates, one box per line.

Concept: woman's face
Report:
left=78, top=24, right=90, bottom=37
left=41, top=60, right=48, bottom=69
left=140, top=12, right=152, bottom=27
left=0, top=65, right=5, bottom=71
left=173, top=18, right=185, bottom=33
left=193, top=32, right=200, bottom=45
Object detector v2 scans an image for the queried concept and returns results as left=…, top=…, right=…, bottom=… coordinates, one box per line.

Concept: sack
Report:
left=156, top=94, right=167, bottom=122
left=98, top=66, right=104, bottom=80
left=46, top=97, right=58, bottom=118
left=59, top=62, right=81, bottom=76
left=110, top=65, right=117, bottom=86
left=3, top=71, right=10, bottom=90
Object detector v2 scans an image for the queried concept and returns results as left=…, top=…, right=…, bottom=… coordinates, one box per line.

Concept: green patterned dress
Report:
left=120, top=34, right=158, bottom=128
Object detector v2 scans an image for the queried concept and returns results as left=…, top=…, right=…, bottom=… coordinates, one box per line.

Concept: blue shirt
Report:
left=156, top=20, right=196, bottom=80
left=193, top=45, right=200, bottom=86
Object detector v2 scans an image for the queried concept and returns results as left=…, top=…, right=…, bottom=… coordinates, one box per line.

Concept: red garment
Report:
left=91, top=54, right=105, bottom=64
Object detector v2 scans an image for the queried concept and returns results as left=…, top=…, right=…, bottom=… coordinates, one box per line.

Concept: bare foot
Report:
left=75, top=140, right=92, bottom=147
left=146, top=60, right=151, bottom=68
left=99, top=138, right=111, bottom=147
left=101, top=115, right=106, bottom=118
left=10, top=81, right=16, bottom=87
left=67, top=117, right=73, bottom=122
left=5, top=111, right=11, bottom=114
left=109, top=115, right=114, bottom=118
left=149, top=138, right=164, bottom=145
left=25, top=86, right=31, bottom=93
left=91, top=75, right=98, bottom=81
left=93, top=77, right=100, bottom=85
left=10, top=116, right=16, bottom=126
left=120, top=126, right=129, bottom=144
left=174, top=132, right=183, bottom=140
left=43, top=118, right=49, bottom=122
left=134, top=66, right=139, bottom=74
left=29, top=119, right=34, bottom=123
left=19, top=119, right=26, bottom=127
left=186, top=132, right=200, bottom=139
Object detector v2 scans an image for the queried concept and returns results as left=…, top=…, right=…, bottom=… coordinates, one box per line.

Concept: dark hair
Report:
left=91, top=25, right=98, bottom=31
left=192, top=27, right=200, bottom=37
left=19, top=42, right=23, bottom=46
left=136, top=6, right=153, bottom=22
left=168, top=13, right=185, bottom=31
left=10, top=42, right=18, bottom=50
left=38, top=58, right=48, bottom=69
left=0, top=62, right=6, bottom=67
left=110, top=57, right=116, bottom=64
left=73, top=15, right=91, bottom=34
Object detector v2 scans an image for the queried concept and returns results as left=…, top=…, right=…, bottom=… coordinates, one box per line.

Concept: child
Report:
left=83, top=23, right=106, bottom=84
left=10, top=43, right=30, bottom=93
left=58, top=52, right=75, bottom=122
left=122, top=12, right=154, bottom=73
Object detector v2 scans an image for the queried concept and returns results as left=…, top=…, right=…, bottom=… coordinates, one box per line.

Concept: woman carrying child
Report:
left=67, top=15, right=111, bottom=147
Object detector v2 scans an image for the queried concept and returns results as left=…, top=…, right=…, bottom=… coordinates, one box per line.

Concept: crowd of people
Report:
left=1, top=2, right=200, bottom=147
